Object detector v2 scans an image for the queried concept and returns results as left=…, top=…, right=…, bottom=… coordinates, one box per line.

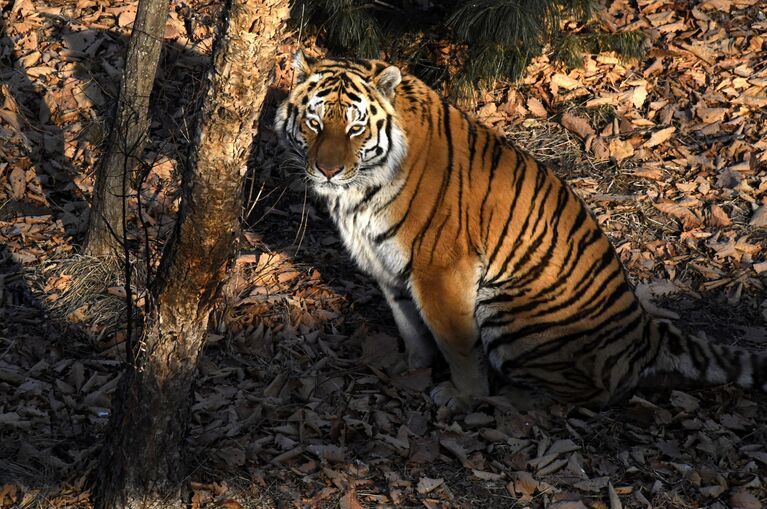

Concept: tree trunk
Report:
left=92, top=1, right=289, bottom=507
left=84, top=0, right=170, bottom=256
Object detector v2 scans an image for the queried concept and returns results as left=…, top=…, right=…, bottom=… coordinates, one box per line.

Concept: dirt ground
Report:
left=1, top=0, right=767, bottom=507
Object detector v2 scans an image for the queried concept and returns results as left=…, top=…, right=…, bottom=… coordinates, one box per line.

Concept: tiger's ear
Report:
left=373, top=65, right=402, bottom=101
left=293, top=50, right=315, bottom=84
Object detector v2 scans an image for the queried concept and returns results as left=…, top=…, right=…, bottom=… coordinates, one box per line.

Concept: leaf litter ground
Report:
left=1, top=0, right=767, bottom=507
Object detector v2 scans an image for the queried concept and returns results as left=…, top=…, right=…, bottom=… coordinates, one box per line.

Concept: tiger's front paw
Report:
left=430, top=381, right=474, bottom=414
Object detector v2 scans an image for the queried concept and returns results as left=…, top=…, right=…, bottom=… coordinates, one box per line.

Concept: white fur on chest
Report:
left=324, top=187, right=408, bottom=288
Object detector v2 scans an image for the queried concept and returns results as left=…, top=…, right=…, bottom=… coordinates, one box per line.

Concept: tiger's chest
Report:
left=325, top=191, right=408, bottom=288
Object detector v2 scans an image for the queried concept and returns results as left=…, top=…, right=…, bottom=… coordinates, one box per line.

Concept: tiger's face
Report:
left=275, top=53, right=407, bottom=196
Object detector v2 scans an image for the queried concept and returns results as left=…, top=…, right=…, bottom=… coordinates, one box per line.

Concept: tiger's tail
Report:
left=641, top=319, right=767, bottom=392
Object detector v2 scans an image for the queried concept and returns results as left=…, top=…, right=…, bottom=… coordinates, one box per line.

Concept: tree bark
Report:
left=84, top=0, right=170, bottom=256
left=92, top=1, right=289, bottom=507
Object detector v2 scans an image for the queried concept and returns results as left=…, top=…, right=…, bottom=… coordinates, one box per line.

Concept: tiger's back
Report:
left=276, top=54, right=767, bottom=407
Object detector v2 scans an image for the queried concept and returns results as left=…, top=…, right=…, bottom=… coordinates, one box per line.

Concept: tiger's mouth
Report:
left=306, top=164, right=360, bottom=188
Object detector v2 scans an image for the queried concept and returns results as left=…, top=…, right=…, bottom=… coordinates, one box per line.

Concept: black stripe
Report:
left=486, top=275, right=630, bottom=352
left=351, top=185, right=382, bottom=213
left=497, top=300, right=640, bottom=366
left=413, top=98, right=454, bottom=252
left=478, top=141, right=505, bottom=244
left=486, top=165, right=546, bottom=284
left=430, top=213, right=451, bottom=263
left=467, top=120, right=478, bottom=182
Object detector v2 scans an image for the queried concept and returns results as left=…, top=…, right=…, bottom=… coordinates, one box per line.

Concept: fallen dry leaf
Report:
left=654, top=200, right=704, bottom=229
left=527, top=97, right=548, bottom=117
left=749, top=205, right=767, bottom=227
left=416, top=477, right=444, bottom=495
left=551, top=73, right=582, bottom=91
left=709, top=204, right=732, bottom=227
left=643, top=126, right=676, bottom=148
left=609, top=138, right=635, bottom=160
left=560, top=112, right=595, bottom=140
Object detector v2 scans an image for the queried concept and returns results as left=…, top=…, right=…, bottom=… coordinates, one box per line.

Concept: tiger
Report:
left=274, top=52, right=767, bottom=410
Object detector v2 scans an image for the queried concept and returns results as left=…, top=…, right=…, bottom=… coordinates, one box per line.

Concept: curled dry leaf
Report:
left=527, top=97, right=548, bottom=118
left=654, top=200, right=703, bottom=229
left=643, top=126, right=676, bottom=148
left=416, top=477, right=444, bottom=495
left=749, top=205, right=767, bottom=227
left=560, top=112, right=595, bottom=140
left=339, top=490, right=364, bottom=509
left=609, top=138, right=635, bottom=161
left=631, top=167, right=664, bottom=180
left=591, top=136, right=610, bottom=161
left=551, top=73, right=582, bottom=91
left=507, top=471, right=539, bottom=502
left=709, top=204, right=732, bottom=227
left=729, top=489, right=762, bottom=509
left=696, top=106, right=728, bottom=123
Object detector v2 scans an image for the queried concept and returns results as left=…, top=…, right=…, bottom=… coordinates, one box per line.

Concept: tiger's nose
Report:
left=316, top=162, right=343, bottom=179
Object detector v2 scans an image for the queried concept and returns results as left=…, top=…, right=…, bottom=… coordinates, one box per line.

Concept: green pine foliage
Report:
left=291, top=0, right=646, bottom=98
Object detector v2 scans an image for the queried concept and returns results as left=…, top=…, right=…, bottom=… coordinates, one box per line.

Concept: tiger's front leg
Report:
left=380, top=283, right=437, bottom=369
left=410, top=259, right=489, bottom=411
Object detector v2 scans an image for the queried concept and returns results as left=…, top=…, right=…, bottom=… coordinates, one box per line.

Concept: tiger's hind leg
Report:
left=410, top=259, right=489, bottom=411
left=380, top=283, right=437, bottom=369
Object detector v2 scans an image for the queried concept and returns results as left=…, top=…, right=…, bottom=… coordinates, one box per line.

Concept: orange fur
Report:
left=275, top=55, right=767, bottom=408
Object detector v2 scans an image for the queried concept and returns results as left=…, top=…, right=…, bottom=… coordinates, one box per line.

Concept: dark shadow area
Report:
left=0, top=12, right=213, bottom=504
left=0, top=243, right=116, bottom=495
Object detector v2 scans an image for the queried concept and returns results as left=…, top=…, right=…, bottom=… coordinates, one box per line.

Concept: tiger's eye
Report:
left=348, top=125, right=365, bottom=136
left=306, top=118, right=321, bottom=131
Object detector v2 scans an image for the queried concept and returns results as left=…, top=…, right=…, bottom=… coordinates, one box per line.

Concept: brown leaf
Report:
left=507, top=471, right=539, bottom=501
left=696, top=106, right=728, bottom=123
left=527, top=97, right=548, bottom=117
left=9, top=167, right=25, bottom=199
left=609, top=139, right=635, bottom=161
left=701, top=0, right=732, bottom=12
left=730, top=489, right=762, bottom=509
left=551, top=73, right=582, bottom=91
left=654, top=200, right=703, bottom=229
left=709, top=204, right=732, bottom=227
left=117, top=6, right=137, bottom=27
left=472, top=469, right=504, bottom=481
left=643, top=127, right=676, bottom=148
left=678, top=42, right=717, bottom=65
left=631, top=167, right=664, bottom=180
left=339, top=490, right=364, bottom=509
left=749, top=206, right=767, bottom=227
left=591, top=136, right=610, bottom=161
left=560, top=112, right=595, bottom=140
left=416, top=477, right=444, bottom=495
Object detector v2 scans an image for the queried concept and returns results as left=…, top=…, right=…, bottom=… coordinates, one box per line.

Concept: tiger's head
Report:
left=275, top=53, right=407, bottom=196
